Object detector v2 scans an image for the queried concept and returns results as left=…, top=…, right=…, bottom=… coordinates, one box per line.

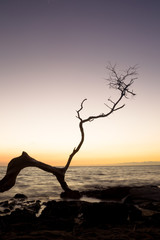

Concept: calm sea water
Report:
left=0, top=165, right=160, bottom=201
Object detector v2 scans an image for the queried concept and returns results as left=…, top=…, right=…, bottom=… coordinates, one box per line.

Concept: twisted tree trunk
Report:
left=0, top=151, right=70, bottom=193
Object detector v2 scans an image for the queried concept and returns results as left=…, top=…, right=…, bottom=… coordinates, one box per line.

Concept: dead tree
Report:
left=0, top=64, right=137, bottom=198
left=63, top=64, right=137, bottom=174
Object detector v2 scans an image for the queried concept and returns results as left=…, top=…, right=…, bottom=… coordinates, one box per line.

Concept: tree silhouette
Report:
left=0, top=64, right=137, bottom=198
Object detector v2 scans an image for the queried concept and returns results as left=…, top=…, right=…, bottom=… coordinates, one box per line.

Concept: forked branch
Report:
left=64, top=99, right=87, bottom=172
left=64, top=64, right=137, bottom=171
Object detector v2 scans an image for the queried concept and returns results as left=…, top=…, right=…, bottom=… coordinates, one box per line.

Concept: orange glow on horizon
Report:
left=0, top=151, right=160, bottom=167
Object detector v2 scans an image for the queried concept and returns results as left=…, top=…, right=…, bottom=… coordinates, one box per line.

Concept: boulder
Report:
left=81, top=202, right=128, bottom=227
left=13, top=193, right=27, bottom=200
left=61, top=190, right=82, bottom=199
left=129, top=186, right=160, bottom=202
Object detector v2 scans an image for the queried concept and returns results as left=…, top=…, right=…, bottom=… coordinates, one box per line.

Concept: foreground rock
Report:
left=81, top=185, right=160, bottom=202
left=0, top=185, right=160, bottom=239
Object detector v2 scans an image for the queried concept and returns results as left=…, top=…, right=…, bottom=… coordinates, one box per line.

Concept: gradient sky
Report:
left=0, top=0, right=160, bottom=166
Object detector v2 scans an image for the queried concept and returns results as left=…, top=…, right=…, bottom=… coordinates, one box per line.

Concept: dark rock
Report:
left=0, top=216, right=11, bottom=232
left=151, top=213, right=160, bottom=226
left=123, top=195, right=134, bottom=204
left=60, top=190, right=82, bottom=199
left=129, top=185, right=160, bottom=202
left=40, top=201, right=129, bottom=230
left=82, top=186, right=131, bottom=201
left=25, top=200, right=41, bottom=213
left=0, top=201, right=15, bottom=214
left=8, top=201, right=15, bottom=210
left=81, top=185, right=160, bottom=203
left=0, top=207, right=36, bottom=233
left=40, top=201, right=79, bottom=231
left=9, top=208, right=36, bottom=222
left=81, top=202, right=128, bottom=227
left=140, top=201, right=160, bottom=212
left=0, top=201, right=9, bottom=208
left=128, top=205, right=142, bottom=221
left=13, top=193, right=27, bottom=199
left=41, top=201, right=79, bottom=218
left=2, top=208, right=10, bottom=214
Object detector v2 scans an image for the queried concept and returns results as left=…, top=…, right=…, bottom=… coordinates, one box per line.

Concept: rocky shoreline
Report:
left=0, top=185, right=160, bottom=239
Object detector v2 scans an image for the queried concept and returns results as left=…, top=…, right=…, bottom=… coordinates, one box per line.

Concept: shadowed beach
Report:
left=0, top=185, right=160, bottom=240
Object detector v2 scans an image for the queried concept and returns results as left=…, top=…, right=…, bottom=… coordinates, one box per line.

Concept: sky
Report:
left=0, top=0, right=160, bottom=166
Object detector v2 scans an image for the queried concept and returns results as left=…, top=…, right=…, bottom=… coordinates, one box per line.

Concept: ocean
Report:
left=0, top=165, right=160, bottom=202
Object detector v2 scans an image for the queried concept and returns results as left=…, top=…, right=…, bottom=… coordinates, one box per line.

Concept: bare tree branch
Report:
left=64, top=64, right=137, bottom=171
left=64, top=99, right=87, bottom=172
left=106, top=63, right=137, bottom=98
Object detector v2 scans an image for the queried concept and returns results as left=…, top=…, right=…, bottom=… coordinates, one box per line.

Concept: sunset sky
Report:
left=0, top=0, right=160, bottom=166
